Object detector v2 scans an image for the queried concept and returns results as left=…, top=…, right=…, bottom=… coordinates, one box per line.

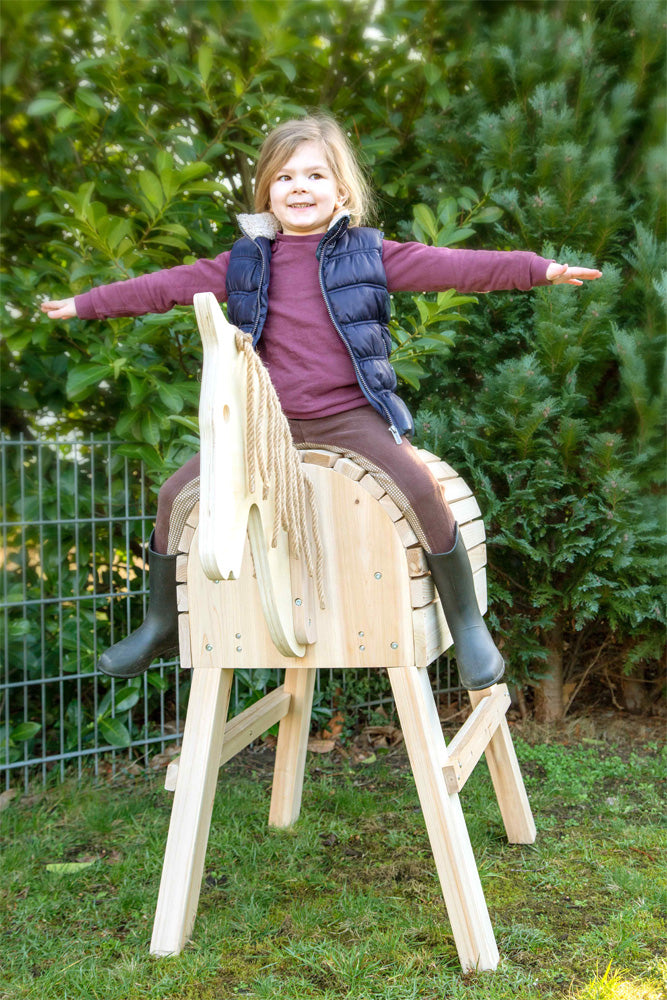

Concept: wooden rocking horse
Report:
left=149, top=292, right=536, bottom=973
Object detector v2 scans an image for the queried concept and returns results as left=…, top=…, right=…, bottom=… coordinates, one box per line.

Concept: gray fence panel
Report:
left=1, top=436, right=463, bottom=789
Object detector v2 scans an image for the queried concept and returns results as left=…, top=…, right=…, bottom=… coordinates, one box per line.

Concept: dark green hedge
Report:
left=1, top=0, right=664, bottom=719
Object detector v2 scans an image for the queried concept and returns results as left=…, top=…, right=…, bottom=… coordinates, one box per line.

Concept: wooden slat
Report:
left=428, top=460, right=460, bottom=483
left=460, top=519, right=486, bottom=549
left=406, top=545, right=429, bottom=577
left=176, top=583, right=188, bottom=613
left=412, top=566, right=488, bottom=667
left=165, top=685, right=292, bottom=792
left=269, top=669, right=317, bottom=827
left=441, top=685, right=511, bottom=794
left=449, top=495, right=482, bottom=526
left=359, top=473, right=385, bottom=499
left=442, top=477, right=473, bottom=503
left=469, top=688, right=536, bottom=844
left=387, top=664, right=500, bottom=971
left=467, top=542, right=487, bottom=574
left=150, top=668, right=234, bottom=956
left=185, top=502, right=200, bottom=529
left=333, top=457, right=365, bottom=480
left=412, top=601, right=450, bottom=667
left=299, top=448, right=338, bottom=468
left=415, top=448, right=443, bottom=464
left=177, top=523, right=196, bottom=554
left=474, top=566, right=488, bottom=615
left=378, top=493, right=402, bottom=522
left=216, top=687, right=293, bottom=770
left=177, top=613, right=192, bottom=670
left=410, top=574, right=435, bottom=609
left=176, top=554, right=188, bottom=583
left=394, top=517, right=419, bottom=548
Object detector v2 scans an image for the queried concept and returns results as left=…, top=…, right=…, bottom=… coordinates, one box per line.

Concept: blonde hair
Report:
left=253, top=114, right=373, bottom=227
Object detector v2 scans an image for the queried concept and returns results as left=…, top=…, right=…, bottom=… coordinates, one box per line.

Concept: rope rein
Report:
left=234, top=332, right=326, bottom=610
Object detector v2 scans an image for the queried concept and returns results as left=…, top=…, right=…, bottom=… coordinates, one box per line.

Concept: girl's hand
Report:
left=546, top=262, right=603, bottom=286
left=40, top=297, right=77, bottom=319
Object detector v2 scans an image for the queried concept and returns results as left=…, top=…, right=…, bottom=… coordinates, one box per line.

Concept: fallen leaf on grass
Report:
left=0, top=789, right=18, bottom=812
left=343, top=845, right=364, bottom=857
left=46, top=861, right=97, bottom=874
left=307, top=738, right=336, bottom=754
left=322, top=710, right=346, bottom=739
left=362, top=724, right=403, bottom=749
left=149, top=746, right=182, bottom=770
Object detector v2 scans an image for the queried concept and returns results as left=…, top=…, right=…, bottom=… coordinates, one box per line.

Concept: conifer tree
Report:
left=411, top=0, right=665, bottom=719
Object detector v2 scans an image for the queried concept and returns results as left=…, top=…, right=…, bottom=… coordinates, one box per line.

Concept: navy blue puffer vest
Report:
left=226, top=215, right=413, bottom=441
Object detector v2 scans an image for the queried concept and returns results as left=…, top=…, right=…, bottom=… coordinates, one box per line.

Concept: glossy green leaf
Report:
left=138, top=170, right=164, bottom=210
left=113, top=686, right=141, bottom=713
left=66, top=363, right=112, bottom=401
left=271, top=57, right=296, bottom=82
left=27, top=96, right=61, bottom=116
left=198, top=44, right=213, bottom=85
left=10, top=722, right=41, bottom=742
left=99, top=717, right=131, bottom=748
left=413, top=204, right=438, bottom=241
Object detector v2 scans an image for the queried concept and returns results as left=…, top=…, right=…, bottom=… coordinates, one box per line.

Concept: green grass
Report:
left=0, top=725, right=665, bottom=999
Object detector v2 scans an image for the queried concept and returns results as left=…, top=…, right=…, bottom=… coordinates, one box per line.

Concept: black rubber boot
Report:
left=97, top=533, right=179, bottom=678
left=426, top=525, right=505, bottom=691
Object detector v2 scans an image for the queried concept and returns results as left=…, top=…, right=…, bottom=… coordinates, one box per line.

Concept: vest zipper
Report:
left=238, top=220, right=267, bottom=344
left=317, top=225, right=403, bottom=445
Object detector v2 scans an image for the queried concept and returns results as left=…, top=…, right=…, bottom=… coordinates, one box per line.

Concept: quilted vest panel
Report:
left=226, top=221, right=414, bottom=439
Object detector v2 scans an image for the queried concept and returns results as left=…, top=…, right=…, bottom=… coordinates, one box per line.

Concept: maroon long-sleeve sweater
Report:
left=75, top=231, right=552, bottom=420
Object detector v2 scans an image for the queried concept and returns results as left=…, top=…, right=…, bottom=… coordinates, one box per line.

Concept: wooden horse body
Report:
left=150, top=293, right=536, bottom=973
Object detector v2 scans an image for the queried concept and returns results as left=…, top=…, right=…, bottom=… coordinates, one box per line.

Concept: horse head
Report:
left=193, top=292, right=319, bottom=657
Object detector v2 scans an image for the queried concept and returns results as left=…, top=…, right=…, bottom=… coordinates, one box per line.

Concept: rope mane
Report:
left=234, top=331, right=326, bottom=609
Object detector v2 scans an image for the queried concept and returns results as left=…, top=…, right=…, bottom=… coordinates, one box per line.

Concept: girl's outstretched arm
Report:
left=40, top=251, right=232, bottom=322
left=546, top=262, right=602, bottom=286
left=40, top=298, right=77, bottom=319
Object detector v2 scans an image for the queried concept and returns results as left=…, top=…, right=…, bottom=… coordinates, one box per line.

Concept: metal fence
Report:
left=1, top=435, right=463, bottom=790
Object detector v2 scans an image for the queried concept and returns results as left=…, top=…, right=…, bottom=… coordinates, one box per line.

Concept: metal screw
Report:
left=359, top=644, right=366, bottom=651
left=374, top=572, right=382, bottom=580
left=235, top=633, right=241, bottom=639
left=236, top=646, right=242, bottom=653
left=390, top=642, right=398, bottom=649
left=295, top=598, right=302, bottom=606
left=358, top=631, right=364, bottom=637
left=205, top=644, right=213, bottom=652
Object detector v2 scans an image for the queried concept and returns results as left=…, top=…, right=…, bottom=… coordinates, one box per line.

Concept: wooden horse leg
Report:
left=469, top=689, right=536, bottom=844
left=150, top=667, right=234, bottom=956
left=388, top=664, right=499, bottom=973
left=268, top=667, right=317, bottom=828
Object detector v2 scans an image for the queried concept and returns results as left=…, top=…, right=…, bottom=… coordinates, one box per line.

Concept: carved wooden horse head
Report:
left=193, top=291, right=321, bottom=657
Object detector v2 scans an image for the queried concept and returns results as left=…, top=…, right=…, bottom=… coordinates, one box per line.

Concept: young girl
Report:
left=41, top=114, right=601, bottom=690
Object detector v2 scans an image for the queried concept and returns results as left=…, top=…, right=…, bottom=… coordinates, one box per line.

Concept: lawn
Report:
left=0, top=712, right=665, bottom=1000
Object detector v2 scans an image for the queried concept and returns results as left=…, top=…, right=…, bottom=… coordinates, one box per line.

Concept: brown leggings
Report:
left=154, top=405, right=457, bottom=557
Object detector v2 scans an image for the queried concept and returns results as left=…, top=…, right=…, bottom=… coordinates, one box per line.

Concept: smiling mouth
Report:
left=289, top=202, right=315, bottom=208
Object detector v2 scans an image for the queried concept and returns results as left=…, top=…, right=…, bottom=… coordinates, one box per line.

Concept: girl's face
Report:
left=268, top=140, right=346, bottom=236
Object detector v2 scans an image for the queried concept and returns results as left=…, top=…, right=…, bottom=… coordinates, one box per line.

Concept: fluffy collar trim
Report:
left=236, top=210, right=351, bottom=241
